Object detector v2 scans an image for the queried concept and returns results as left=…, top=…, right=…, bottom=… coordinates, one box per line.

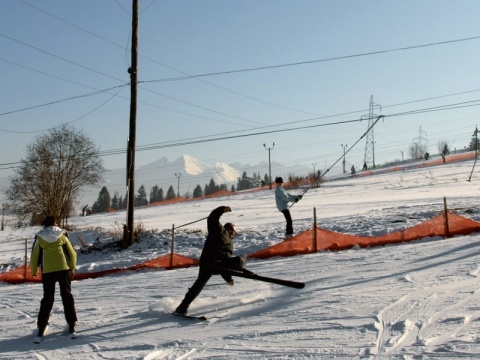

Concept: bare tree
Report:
left=5, top=125, right=106, bottom=225
left=409, top=141, right=427, bottom=160
left=437, top=140, right=449, bottom=156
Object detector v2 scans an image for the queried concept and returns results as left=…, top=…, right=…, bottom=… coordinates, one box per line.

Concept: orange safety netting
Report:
left=129, top=253, right=199, bottom=270
left=3, top=211, right=480, bottom=284
left=0, top=253, right=199, bottom=284
left=0, top=265, right=40, bottom=284
left=247, top=211, right=480, bottom=259
left=360, top=152, right=476, bottom=176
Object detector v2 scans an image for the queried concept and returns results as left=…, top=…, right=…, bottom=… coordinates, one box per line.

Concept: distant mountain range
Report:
left=91, top=154, right=311, bottom=205
left=0, top=154, right=311, bottom=208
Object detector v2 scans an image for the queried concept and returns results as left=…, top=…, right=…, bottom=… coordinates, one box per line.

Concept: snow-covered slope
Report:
left=2, top=159, right=480, bottom=359
left=75, top=154, right=311, bottom=207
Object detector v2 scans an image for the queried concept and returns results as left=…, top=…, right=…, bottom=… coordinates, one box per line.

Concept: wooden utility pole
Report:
left=124, top=0, right=139, bottom=248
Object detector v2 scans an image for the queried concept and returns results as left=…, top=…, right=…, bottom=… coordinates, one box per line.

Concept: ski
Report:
left=210, top=267, right=305, bottom=289
left=171, top=312, right=207, bottom=321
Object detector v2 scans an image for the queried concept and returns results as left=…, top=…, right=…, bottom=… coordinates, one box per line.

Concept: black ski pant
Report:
left=37, top=270, right=77, bottom=330
left=178, top=256, right=246, bottom=310
left=281, top=209, right=293, bottom=235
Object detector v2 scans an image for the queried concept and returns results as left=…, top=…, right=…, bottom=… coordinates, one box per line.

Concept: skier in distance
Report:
left=275, top=177, right=302, bottom=238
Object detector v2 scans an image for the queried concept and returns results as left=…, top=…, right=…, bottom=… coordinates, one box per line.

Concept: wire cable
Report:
left=142, top=36, right=480, bottom=83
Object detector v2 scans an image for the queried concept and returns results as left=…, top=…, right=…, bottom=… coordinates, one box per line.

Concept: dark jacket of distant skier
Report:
left=200, top=206, right=243, bottom=271
left=175, top=206, right=245, bottom=316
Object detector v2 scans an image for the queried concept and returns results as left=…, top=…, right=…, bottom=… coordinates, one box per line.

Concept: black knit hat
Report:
left=42, top=216, right=57, bottom=227
left=275, top=176, right=283, bottom=184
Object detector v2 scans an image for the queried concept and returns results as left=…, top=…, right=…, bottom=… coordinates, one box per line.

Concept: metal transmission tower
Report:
left=413, top=126, right=428, bottom=158
left=362, top=95, right=381, bottom=169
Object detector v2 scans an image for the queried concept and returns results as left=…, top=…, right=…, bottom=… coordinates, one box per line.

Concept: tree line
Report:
left=8, top=123, right=479, bottom=225
left=91, top=171, right=268, bottom=214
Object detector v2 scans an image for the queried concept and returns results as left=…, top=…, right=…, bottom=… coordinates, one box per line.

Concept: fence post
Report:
left=313, top=207, right=318, bottom=252
left=24, top=239, right=28, bottom=281
left=443, top=197, right=450, bottom=238
left=170, top=224, right=175, bottom=269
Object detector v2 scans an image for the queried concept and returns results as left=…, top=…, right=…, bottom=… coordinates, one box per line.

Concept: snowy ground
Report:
left=2, top=157, right=480, bottom=359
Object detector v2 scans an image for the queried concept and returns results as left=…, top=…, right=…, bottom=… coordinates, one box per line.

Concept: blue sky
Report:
left=2, top=0, right=480, bottom=185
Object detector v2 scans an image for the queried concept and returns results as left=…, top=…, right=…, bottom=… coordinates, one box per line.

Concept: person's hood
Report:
left=36, top=226, right=66, bottom=243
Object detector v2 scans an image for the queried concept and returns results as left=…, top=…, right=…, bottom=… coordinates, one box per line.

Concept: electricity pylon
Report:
left=362, top=95, right=381, bottom=170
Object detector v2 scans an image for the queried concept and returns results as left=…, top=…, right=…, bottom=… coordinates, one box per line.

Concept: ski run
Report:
left=2, top=158, right=480, bottom=358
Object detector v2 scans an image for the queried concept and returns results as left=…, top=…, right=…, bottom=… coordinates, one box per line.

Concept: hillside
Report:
left=1, top=158, right=480, bottom=358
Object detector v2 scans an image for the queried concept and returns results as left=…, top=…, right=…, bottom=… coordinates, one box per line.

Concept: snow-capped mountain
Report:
left=82, top=154, right=311, bottom=205
left=205, top=161, right=240, bottom=184
left=181, top=154, right=207, bottom=176
left=0, top=154, right=312, bottom=208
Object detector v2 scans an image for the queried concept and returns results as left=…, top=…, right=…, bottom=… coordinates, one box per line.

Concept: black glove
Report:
left=298, top=195, right=303, bottom=200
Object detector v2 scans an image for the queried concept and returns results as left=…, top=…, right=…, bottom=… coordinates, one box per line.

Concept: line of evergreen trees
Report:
left=90, top=172, right=268, bottom=214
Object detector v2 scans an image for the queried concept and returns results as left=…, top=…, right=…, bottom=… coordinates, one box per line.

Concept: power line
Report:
left=0, top=54, right=262, bottom=128
left=19, top=0, right=480, bottom=119
left=0, top=57, right=98, bottom=89
left=15, top=0, right=318, bottom=121
left=4, top=3, right=480, bottom=173
left=0, top=85, right=126, bottom=134
left=6, top=4, right=480, bottom=132
left=1, top=98, right=479, bottom=171
left=0, top=33, right=124, bottom=83
left=0, top=84, right=128, bottom=120
left=30, top=125, right=476, bottom=195
left=142, top=36, right=480, bottom=83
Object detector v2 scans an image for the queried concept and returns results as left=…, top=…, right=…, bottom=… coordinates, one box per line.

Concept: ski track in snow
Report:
left=143, top=348, right=198, bottom=360
left=372, top=259, right=480, bottom=357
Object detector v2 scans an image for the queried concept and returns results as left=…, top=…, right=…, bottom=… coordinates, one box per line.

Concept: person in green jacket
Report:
left=30, top=215, right=78, bottom=338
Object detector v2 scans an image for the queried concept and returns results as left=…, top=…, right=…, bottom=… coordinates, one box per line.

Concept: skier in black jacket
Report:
left=175, top=206, right=246, bottom=316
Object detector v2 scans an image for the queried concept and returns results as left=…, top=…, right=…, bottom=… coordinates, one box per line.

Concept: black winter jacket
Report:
left=199, top=206, right=233, bottom=266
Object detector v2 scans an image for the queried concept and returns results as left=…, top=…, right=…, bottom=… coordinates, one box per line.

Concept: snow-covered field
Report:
left=2, top=157, right=480, bottom=359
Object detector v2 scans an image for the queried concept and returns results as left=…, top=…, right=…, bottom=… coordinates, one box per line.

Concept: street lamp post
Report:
left=2, top=203, right=6, bottom=231
left=312, top=163, right=316, bottom=179
left=175, top=172, right=181, bottom=198
left=341, top=144, right=348, bottom=174
left=264, top=142, right=275, bottom=189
